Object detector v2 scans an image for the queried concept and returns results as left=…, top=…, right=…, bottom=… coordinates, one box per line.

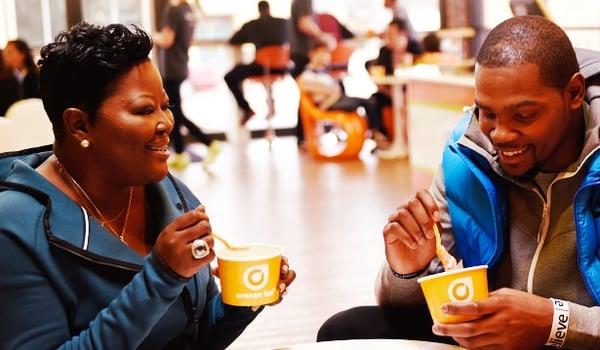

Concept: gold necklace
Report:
left=56, top=159, right=133, bottom=244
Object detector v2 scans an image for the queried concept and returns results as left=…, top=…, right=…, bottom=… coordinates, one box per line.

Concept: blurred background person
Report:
left=3, top=39, right=40, bottom=99
left=366, top=18, right=422, bottom=140
left=224, top=1, right=289, bottom=125
left=290, top=0, right=336, bottom=148
left=0, top=48, right=21, bottom=116
left=154, top=0, right=222, bottom=170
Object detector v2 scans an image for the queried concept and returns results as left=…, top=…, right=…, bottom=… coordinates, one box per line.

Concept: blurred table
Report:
left=275, top=339, right=463, bottom=350
left=370, top=75, right=410, bottom=159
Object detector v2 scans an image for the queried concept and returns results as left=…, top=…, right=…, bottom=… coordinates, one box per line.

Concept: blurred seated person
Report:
left=0, top=22, right=295, bottom=349
left=366, top=18, right=421, bottom=138
left=0, top=48, right=20, bottom=116
left=3, top=39, right=40, bottom=99
left=224, top=0, right=288, bottom=125
left=415, top=32, right=445, bottom=65
left=299, top=41, right=389, bottom=150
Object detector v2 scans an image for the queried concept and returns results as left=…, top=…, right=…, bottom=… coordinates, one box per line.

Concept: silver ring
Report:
left=191, top=239, right=210, bottom=259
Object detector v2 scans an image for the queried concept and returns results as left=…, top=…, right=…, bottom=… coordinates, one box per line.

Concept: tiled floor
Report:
left=175, top=137, right=433, bottom=349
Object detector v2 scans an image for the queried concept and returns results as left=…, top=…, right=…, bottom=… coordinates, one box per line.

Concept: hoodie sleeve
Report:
left=375, top=166, right=456, bottom=306
left=562, top=302, right=600, bottom=349
left=196, top=275, right=262, bottom=350
left=0, top=230, right=190, bottom=350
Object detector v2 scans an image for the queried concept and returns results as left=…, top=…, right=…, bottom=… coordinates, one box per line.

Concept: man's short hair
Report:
left=476, top=15, right=579, bottom=90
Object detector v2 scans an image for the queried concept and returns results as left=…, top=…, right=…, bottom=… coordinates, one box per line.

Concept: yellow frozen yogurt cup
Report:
left=216, top=244, right=283, bottom=306
left=418, top=265, right=489, bottom=324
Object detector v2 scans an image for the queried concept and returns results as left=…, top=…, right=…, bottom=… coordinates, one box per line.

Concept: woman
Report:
left=0, top=22, right=295, bottom=349
left=0, top=48, right=21, bottom=115
left=3, top=39, right=40, bottom=98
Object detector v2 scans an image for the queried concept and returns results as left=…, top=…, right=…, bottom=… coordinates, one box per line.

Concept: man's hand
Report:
left=383, top=189, right=439, bottom=274
left=432, top=288, right=553, bottom=350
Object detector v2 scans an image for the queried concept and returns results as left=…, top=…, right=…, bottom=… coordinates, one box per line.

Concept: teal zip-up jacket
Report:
left=0, top=146, right=259, bottom=349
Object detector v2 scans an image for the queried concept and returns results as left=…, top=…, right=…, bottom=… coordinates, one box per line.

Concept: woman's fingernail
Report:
left=432, top=325, right=440, bottom=334
left=279, top=283, right=286, bottom=293
left=282, top=265, right=289, bottom=274
left=282, top=290, right=288, bottom=296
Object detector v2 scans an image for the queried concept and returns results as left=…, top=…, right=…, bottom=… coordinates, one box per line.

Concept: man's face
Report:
left=475, top=63, right=576, bottom=180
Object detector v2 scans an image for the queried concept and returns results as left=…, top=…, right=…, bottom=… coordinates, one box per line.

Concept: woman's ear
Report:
left=62, top=108, right=92, bottom=144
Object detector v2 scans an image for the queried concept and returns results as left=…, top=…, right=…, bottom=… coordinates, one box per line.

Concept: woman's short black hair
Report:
left=38, top=22, right=153, bottom=140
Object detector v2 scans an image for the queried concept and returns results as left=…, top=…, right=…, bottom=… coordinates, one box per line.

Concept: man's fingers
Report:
left=416, top=189, right=441, bottom=221
left=383, top=222, right=418, bottom=249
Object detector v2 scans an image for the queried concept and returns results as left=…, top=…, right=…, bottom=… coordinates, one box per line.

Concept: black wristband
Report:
left=390, top=266, right=428, bottom=279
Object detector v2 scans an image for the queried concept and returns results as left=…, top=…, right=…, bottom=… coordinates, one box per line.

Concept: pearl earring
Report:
left=80, top=139, right=90, bottom=148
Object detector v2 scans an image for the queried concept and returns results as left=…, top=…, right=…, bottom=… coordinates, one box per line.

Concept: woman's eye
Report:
left=162, top=103, right=174, bottom=110
left=137, top=107, right=154, bottom=114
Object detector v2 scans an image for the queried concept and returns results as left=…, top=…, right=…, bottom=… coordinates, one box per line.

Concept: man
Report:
left=224, top=1, right=288, bottom=125
left=154, top=0, right=221, bottom=169
left=318, top=16, right=600, bottom=349
left=289, top=0, right=336, bottom=147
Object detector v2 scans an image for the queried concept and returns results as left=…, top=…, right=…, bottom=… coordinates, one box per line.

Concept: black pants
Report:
left=224, top=62, right=289, bottom=112
left=164, top=79, right=213, bottom=152
left=329, top=96, right=384, bottom=134
left=370, top=91, right=392, bottom=136
left=317, top=305, right=456, bottom=345
left=224, top=62, right=263, bottom=113
left=291, top=54, right=310, bottom=144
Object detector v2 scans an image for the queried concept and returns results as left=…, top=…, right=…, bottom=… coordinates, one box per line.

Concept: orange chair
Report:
left=299, top=91, right=367, bottom=160
left=250, top=45, right=291, bottom=147
left=330, top=40, right=355, bottom=77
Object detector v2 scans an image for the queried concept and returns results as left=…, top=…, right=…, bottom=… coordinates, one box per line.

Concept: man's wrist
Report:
left=546, top=298, right=570, bottom=348
left=389, top=265, right=428, bottom=279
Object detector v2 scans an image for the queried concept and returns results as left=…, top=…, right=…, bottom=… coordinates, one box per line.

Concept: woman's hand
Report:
left=154, top=205, right=214, bottom=278
left=383, top=189, right=439, bottom=274
left=267, top=256, right=296, bottom=306
left=432, top=288, right=553, bottom=350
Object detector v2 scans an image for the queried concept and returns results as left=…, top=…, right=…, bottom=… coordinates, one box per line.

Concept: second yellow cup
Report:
left=418, top=265, right=488, bottom=324
left=216, top=244, right=282, bottom=307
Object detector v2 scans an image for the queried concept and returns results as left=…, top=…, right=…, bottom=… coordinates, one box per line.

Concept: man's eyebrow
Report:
left=474, top=100, right=540, bottom=111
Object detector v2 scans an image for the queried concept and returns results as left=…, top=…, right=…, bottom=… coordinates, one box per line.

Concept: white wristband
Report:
left=545, top=298, right=570, bottom=348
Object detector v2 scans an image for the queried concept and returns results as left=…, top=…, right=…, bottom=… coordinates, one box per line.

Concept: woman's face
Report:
left=2, top=43, right=23, bottom=70
left=86, top=60, right=174, bottom=186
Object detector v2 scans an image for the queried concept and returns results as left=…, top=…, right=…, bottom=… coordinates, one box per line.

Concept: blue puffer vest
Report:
left=442, top=114, right=600, bottom=304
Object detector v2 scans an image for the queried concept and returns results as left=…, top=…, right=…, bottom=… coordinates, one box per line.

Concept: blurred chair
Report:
left=5, top=98, right=54, bottom=149
left=299, top=91, right=366, bottom=160
left=249, top=44, right=291, bottom=148
left=330, top=40, right=356, bottom=77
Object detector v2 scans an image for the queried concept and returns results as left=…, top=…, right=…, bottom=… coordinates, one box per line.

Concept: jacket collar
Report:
left=3, top=152, right=186, bottom=271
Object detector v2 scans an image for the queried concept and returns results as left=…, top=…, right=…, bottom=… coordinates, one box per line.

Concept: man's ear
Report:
left=62, top=108, right=92, bottom=143
left=566, top=72, right=585, bottom=110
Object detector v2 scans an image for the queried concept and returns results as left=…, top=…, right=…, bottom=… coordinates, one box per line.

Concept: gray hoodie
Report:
left=376, top=50, right=600, bottom=349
